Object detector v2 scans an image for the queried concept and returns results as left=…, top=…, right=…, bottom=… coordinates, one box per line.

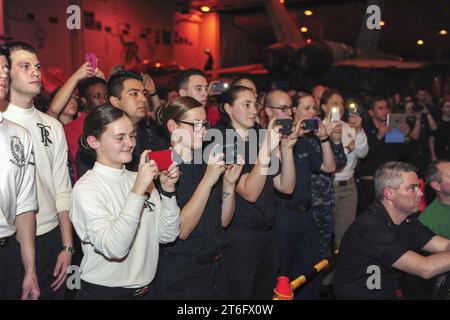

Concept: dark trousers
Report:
left=356, top=178, right=375, bottom=216
left=35, top=226, right=65, bottom=300
left=76, top=280, right=153, bottom=300
left=155, top=249, right=229, bottom=300
left=0, top=235, right=23, bottom=299
left=276, top=208, right=323, bottom=300
left=312, top=205, right=334, bottom=258
left=224, top=226, right=279, bottom=300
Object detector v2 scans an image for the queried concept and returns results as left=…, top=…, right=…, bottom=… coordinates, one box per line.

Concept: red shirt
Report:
left=206, top=107, right=220, bottom=127
left=64, top=112, right=86, bottom=181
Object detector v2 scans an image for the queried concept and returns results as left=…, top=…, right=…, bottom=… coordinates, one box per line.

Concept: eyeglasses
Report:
left=177, top=120, right=211, bottom=132
left=266, top=105, right=294, bottom=113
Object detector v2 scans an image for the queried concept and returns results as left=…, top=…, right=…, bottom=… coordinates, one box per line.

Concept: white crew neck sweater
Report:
left=4, top=104, right=72, bottom=235
left=70, top=162, right=180, bottom=288
left=0, top=112, right=38, bottom=237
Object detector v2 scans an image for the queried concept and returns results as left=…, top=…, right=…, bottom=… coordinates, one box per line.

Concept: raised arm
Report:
left=46, top=62, right=96, bottom=118
left=178, top=153, right=225, bottom=240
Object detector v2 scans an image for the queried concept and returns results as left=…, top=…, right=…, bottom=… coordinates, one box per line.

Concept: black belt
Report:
left=0, top=234, right=14, bottom=248
left=80, top=280, right=150, bottom=298
left=163, top=250, right=224, bottom=265
left=231, top=219, right=273, bottom=231
left=335, top=178, right=354, bottom=187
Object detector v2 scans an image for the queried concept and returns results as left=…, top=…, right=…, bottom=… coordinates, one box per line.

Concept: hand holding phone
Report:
left=275, top=118, right=293, bottom=136
left=301, top=118, right=319, bottom=131
left=215, top=144, right=237, bottom=164
left=145, top=150, right=173, bottom=171
left=85, top=53, right=97, bottom=69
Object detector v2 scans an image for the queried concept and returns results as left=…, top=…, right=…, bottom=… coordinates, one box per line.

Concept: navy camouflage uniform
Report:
left=308, top=136, right=347, bottom=258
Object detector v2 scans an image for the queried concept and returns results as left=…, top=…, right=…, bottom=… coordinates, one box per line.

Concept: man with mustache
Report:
left=3, top=42, right=73, bottom=299
left=334, top=161, right=450, bottom=299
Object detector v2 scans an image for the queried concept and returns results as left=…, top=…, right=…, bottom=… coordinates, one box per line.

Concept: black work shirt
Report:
left=277, top=135, right=322, bottom=207
left=162, top=160, right=224, bottom=256
left=214, top=120, right=276, bottom=228
left=356, top=118, right=410, bottom=177
left=333, top=200, right=435, bottom=299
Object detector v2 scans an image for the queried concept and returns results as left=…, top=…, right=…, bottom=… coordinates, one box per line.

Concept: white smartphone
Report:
left=330, top=107, right=340, bottom=122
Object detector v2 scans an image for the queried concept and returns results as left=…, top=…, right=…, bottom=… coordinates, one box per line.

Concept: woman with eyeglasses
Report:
left=214, top=85, right=298, bottom=299
left=273, top=92, right=340, bottom=299
left=154, top=96, right=243, bottom=299
left=70, top=104, right=180, bottom=299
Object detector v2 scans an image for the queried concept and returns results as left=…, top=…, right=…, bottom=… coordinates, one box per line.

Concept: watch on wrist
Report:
left=320, top=136, right=330, bottom=143
left=61, top=246, right=75, bottom=254
left=149, top=91, right=158, bottom=97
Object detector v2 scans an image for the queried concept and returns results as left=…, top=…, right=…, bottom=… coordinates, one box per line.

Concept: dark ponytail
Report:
left=218, top=85, right=254, bottom=124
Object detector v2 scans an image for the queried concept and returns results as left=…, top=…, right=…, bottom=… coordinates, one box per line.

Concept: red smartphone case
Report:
left=146, top=150, right=172, bottom=171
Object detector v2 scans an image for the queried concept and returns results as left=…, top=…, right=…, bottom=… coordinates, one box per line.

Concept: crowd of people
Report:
left=1, top=41, right=450, bottom=300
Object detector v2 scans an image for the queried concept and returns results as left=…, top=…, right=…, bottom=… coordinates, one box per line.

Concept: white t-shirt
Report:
left=0, top=112, right=38, bottom=238
left=70, top=162, right=180, bottom=288
left=4, top=104, right=72, bottom=236
left=324, top=120, right=369, bottom=181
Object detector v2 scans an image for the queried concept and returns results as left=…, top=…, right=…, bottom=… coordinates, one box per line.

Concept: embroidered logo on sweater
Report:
left=144, top=192, right=155, bottom=212
left=9, top=136, right=25, bottom=167
left=144, top=199, right=155, bottom=212
left=37, top=123, right=52, bottom=146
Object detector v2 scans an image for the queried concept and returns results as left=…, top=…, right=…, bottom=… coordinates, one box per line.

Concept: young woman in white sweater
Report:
left=70, top=104, right=180, bottom=299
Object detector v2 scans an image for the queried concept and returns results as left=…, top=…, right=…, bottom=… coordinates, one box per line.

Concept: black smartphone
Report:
left=275, top=118, right=293, bottom=136
left=301, top=118, right=319, bottom=131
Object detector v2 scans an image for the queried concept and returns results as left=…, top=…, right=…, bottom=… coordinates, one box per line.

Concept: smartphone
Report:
left=301, top=118, right=319, bottom=131
left=210, top=82, right=229, bottom=94
left=145, top=150, right=173, bottom=171
left=215, top=144, right=237, bottom=164
left=85, top=53, right=97, bottom=69
left=275, top=118, right=293, bottom=136
left=348, top=104, right=359, bottom=116
left=330, top=107, right=340, bottom=122
left=387, top=113, right=407, bottom=129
